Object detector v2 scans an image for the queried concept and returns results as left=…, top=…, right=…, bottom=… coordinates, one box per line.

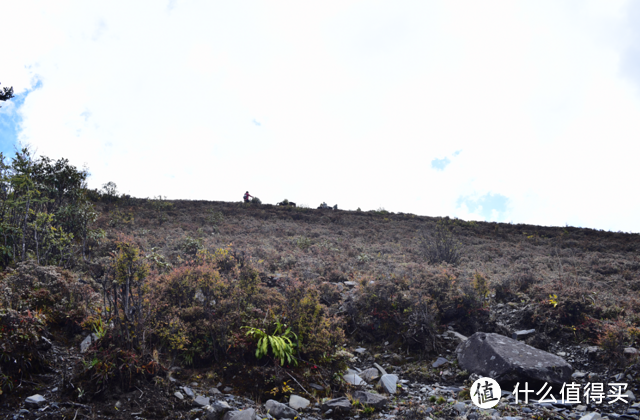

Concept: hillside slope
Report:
left=1, top=197, right=639, bottom=419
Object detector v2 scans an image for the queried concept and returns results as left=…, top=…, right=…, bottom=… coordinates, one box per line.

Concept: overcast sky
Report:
left=3, top=0, right=640, bottom=232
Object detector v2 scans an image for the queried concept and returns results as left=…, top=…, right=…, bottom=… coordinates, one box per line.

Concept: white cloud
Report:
left=3, top=0, right=640, bottom=231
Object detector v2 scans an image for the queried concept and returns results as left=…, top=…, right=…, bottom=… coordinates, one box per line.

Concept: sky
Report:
left=3, top=0, right=640, bottom=232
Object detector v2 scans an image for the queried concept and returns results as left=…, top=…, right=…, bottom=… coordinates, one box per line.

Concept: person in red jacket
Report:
left=243, top=191, right=253, bottom=203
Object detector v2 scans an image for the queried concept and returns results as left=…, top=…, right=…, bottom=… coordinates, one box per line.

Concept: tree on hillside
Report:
left=0, top=83, right=14, bottom=108
left=0, top=149, right=101, bottom=267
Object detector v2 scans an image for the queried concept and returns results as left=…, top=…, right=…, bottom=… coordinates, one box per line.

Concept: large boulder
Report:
left=456, top=332, right=572, bottom=384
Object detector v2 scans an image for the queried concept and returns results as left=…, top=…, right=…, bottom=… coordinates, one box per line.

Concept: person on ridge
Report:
left=243, top=191, right=253, bottom=203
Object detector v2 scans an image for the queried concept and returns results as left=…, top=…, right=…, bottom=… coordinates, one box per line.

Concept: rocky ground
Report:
left=3, top=294, right=638, bottom=420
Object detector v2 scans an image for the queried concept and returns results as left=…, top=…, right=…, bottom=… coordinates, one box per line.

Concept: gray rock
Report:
left=445, top=330, right=468, bottom=343
left=204, top=400, right=233, bottom=420
left=373, top=362, right=388, bottom=376
left=80, top=333, right=98, bottom=353
left=210, top=387, right=222, bottom=395
left=572, top=371, right=587, bottom=379
left=309, top=383, right=324, bottom=390
left=344, top=281, right=357, bottom=287
left=24, top=394, right=46, bottom=408
left=222, top=408, right=256, bottom=420
left=223, top=387, right=233, bottom=393
left=456, top=332, right=573, bottom=384
left=432, top=357, right=449, bottom=368
left=579, top=413, right=602, bottom=420
left=576, top=405, right=587, bottom=412
left=354, top=347, right=367, bottom=354
left=289, top=395, right=310, bottom=410
left=343, top=374, right=366, bottom=385
left=174, top=391, right=184, bottom=400
left=353, top=391, right=388, bottom=409
left=265, top=399, right=298, bottom=419
left=183, top=386, right=195, bottom=399
left=321, top=397, right=352, bottom=413
left=378, top=374, right=398, bottom=394
left=453, top=402, right=467, bottom=414
left=624, top=390, right=636, bottom=402
left=360, top=368, right=380, bottom=382
left=512, top=329, right=535, bottom=340
left=195, top=395, right=211, bottom=407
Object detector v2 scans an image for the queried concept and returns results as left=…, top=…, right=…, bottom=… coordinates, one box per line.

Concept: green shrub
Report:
left=296, top=236, right=313, bottom=250
left=346, top=275, right=439, bottom=353
left=179, top=236, right=204, bottom=256
left=420, top=220, right=461, bottom=265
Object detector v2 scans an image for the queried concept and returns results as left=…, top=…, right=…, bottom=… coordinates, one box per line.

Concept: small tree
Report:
left=420, top=220, right=461, bottom=265
left=103, top=239, right=149, bottom=349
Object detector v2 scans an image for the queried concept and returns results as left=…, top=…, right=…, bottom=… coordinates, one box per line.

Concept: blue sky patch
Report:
left=457, top=193, right=509, bottom=221
left=0, top=80, right=41, bottom=159
left=431, top=157, right=451, bottom=171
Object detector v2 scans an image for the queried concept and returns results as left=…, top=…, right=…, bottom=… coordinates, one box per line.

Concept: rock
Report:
left=38, top=336, right=52, bottom=351
left=343, top=374, right=366, bottom=385
left=195, top=395, right=211, bottom=407
left=223, top=387, right=233, bottom=393
left=624, top=390, right=636, bottom=402
left=210, top=388, right=222, bottom=395
left=289, top=395, right=310, bottom=410
left=572, top=371, right=587, bottom=379
left=309, top=383, right=324, bottom=391
left=360, top=368, right=380, bottom=382
left=512, top=329, right=536, bottom=340
left=321, top=397, right=352, bottom=413
left=183, top=387, right=195, bottom=399
left=344, top=281, right=357, bottom=287
left=445, top=330, right=468, bottom=343
left=80, top=333, right=98, bottom=353
left=373, top=362, right=388, bottom=376
left=204, top=400, right=233, bottom=420
left=353, top=391, right=388, bottom=409
left=576, top=405, right=587, bottom=412
left=456, top=332, right=573, bottom=384
left=378, top=374, right=398, bottom=394
left=624, top=347, right=639, bottom=357
left=174, top=391, right=184, bottom=400
left=579, top=413, right=602, bottom=420
left=24, top=394, right=46, bottom=408
left=432, top=357, right=449, bottom=368
left=222, top=408, right=256, bottom=420
left=453, top=402, right=467, bottom=414
left=265, top=399, right=298, bottom=419
left=354, top=347, right=367, bottom=354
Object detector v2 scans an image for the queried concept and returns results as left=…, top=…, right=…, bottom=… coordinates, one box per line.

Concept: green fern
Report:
left=243, top=321, right=298, bottom=366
